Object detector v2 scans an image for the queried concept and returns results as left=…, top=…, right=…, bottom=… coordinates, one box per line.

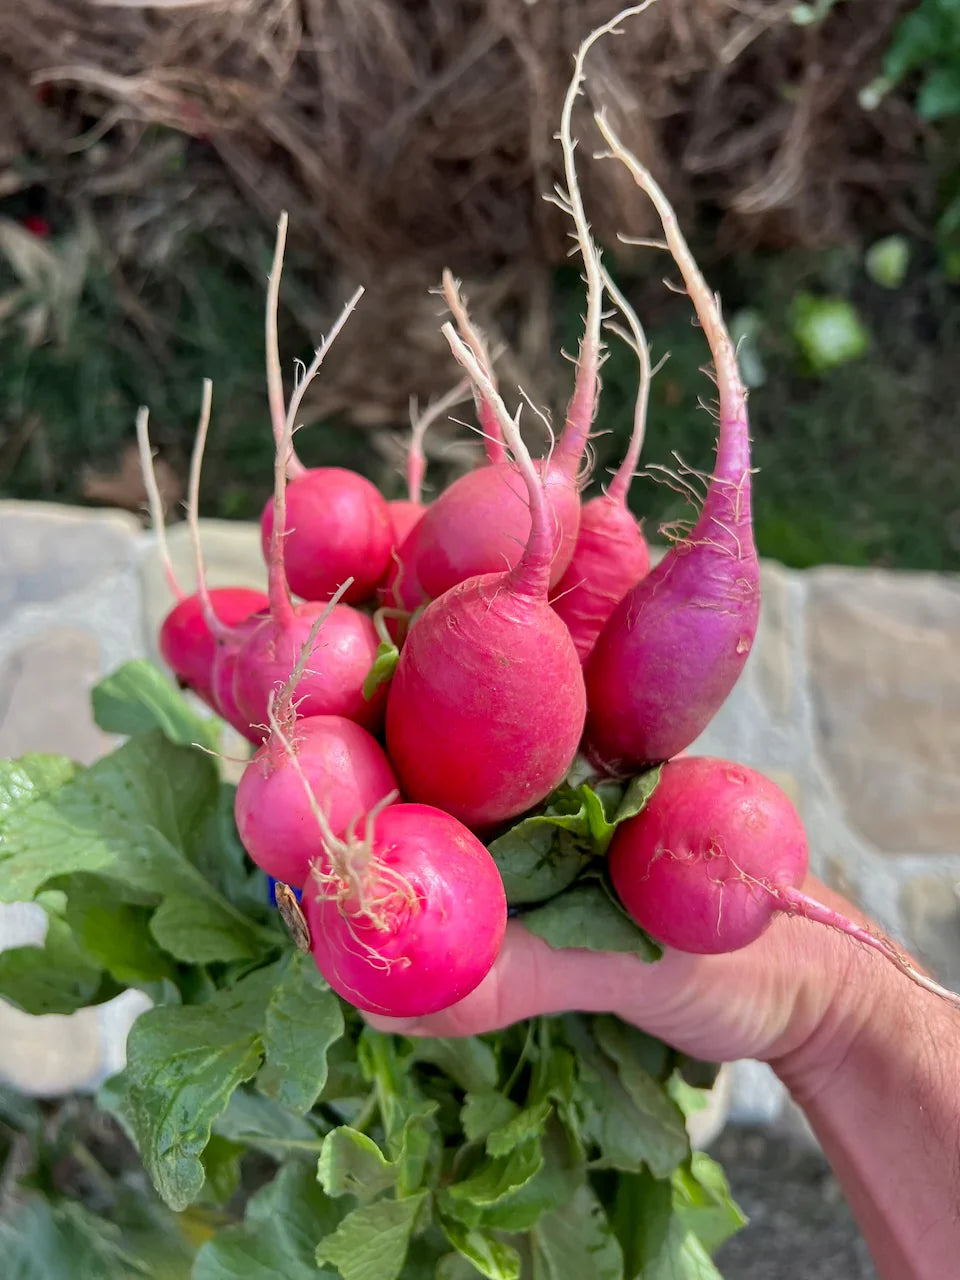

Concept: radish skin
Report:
left=385, top=327, right=586, bottom=829
left=551, top=269, right=652, bottom=660
left=235, top=714, right=398, bottom=889
left=610, top=757, right=960, bottom=1009
left=304, top=803, right=506, bottom=1017
left=584, top=111, right=759, bottom=772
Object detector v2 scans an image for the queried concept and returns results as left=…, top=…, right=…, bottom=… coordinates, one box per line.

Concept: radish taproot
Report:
left=135, top=401, right=268, bottom=707
left=259, top=213, right=391, bottom=605
left=384, top=39, right=611, bottom=611
left=235, top=655, right=397, bottom=889
left=384, top=328, right=586, bottom=830
left=584, top=112, right=760, bottom=772
left=610, top=757, right=960, bottom=1007
left=551, top=268, right=652, bottom=661
left=233, top=235, right=384, bottom=738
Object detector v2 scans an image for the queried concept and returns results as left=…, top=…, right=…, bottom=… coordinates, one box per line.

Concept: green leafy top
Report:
left=0, top=660, right=739, bottom=1279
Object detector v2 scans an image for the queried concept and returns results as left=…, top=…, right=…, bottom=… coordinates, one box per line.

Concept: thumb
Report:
left=363, top=919, right=696, bottom=1039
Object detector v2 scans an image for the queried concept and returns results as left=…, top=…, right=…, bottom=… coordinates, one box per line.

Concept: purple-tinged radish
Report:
left=584, top=109, right=759, bottom=772
left=385, top=330, right=586, bottom=830
left=551, top=268, right=652, bottom=661
left=610, top=757, right=960, bottom=1008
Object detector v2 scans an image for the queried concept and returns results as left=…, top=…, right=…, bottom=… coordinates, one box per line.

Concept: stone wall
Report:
left=1, top=500, right=958, bottom=1122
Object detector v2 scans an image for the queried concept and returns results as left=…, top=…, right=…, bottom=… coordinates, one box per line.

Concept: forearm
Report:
left=771, top=938, right=960, bottom=1280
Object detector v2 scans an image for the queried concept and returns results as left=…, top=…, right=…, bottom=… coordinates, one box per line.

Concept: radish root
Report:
left=135, top=406, right=183, bottom=602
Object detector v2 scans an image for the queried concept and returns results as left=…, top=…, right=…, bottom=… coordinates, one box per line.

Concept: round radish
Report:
left=385, top=328, right=586, bottom=830
left=585, top=121, right=760, bottom=772
left=610, top=757, right=960, bottom=1007
left=159, top=588, right=267, bottom=701
left=304, top=802, right=506, bottom=1017
left=235, top=714, right=397, bottom=889
left=260, top=466, right=393, bottom=604
left=387, top=499, right=424, bottom=546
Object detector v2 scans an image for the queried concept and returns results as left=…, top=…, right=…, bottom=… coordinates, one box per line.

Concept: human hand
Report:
left=367, top=876, right=884, bottom=1095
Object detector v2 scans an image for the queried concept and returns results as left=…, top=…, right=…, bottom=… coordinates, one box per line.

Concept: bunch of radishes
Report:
left=140, top=8, right=960, bottom=1020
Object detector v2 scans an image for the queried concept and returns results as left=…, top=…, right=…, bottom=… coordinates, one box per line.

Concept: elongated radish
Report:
left=385, top=329, right=586, bottom=830
left=610, top=757, right=960, bottom=1009
left=235, top=648, right=397, bottom=889
left=233, top=252, right=384, bottom=738
left=267, top=704, right=505, bottom=1017
left=584, top=110, right=759, bottom=772
left=258, top=213, right=390, bottom=604
left=551, top=269, right=652, bottom=661
left=135, top=402, right=267, bottom=706
left=385, top=33, right=613, bottom=609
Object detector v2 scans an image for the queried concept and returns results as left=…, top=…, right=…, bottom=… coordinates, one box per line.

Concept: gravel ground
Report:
left=712, top=1126, right=877, bottom=1280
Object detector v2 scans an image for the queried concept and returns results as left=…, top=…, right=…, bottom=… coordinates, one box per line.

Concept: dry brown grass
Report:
left=0, top=0, right=924, bottom=423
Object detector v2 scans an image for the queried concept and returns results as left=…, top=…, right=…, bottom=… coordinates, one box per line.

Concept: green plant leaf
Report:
left=567, top=1019, right=689, bottom=1178
left=486, top=1098, right=552, bottom=1158
left=118, top=962, right=279, bottom=1210
left=362, top=640, right=399, bottom=700
left=530, top=1183, right=624, bottom=1280
left=314, top=1192, right=428, bottom=1280
left=148, top=895, right=265, bottom=965
left=672, top=1152, right=747, bottom=1253
left=63, top=876, right=177, bottom=986
left=0, top=1198, right=149, bottom=1280
left=461, top=1093, right=521, bottom=1145
left=257, top=951, right=345, bottom=1113
left=864, top=236, right=910, bottom=289
left=0, top=892, right=117, bottom=1015
left=446, top=1140, right=543, bottom=1209
left=440, top=1218, right=521, bottom=1280
left=487, top=821, right=591, bottom=906
left=194, top=1161, right=343, bottom=1280
left=91, top=660, right=221, bottom=751
left=918, top=64, right=960, bottom=118
left=198, top=1135, right=244, bottom=1207
left=460, top=1119, right=584, bottom=1235
left=318, top=1127, right=397, bottom=1201
left=408, top=1036, right=498, bottom=1093
left=522, top=881, right=661, bottom=959
left=212, top=1088, right=325, bottom=1159
left=790, top=293, right=870, bottom=372
left=0, top=732, right=266, bottom=963
left=0, top=755, right=77, bottom=821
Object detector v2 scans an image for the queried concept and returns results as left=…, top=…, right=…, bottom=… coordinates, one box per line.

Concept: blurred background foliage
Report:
left=0, top=0, right=957, bottom=570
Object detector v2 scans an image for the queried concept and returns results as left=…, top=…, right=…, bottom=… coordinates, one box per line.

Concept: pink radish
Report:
left=385, top=43, right=612, bottom=610
left=610, top=757, right=960, bottom=1008
left=135, top=402, right=267, bottom=707
left=233, top=223, right=384, bottom=738
left=584, top=110, right=759, bottom=773
left=267, top=707, right=506, bottom=1017
left=305, top=803, right=506, bottom=1017
left=259, top=214, right=391, bottom=605
left=385, top=330, right=586, bottom=830
left=234, top=652, right=397, bottom=889
left=551, top=268, right=652, bottom=661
